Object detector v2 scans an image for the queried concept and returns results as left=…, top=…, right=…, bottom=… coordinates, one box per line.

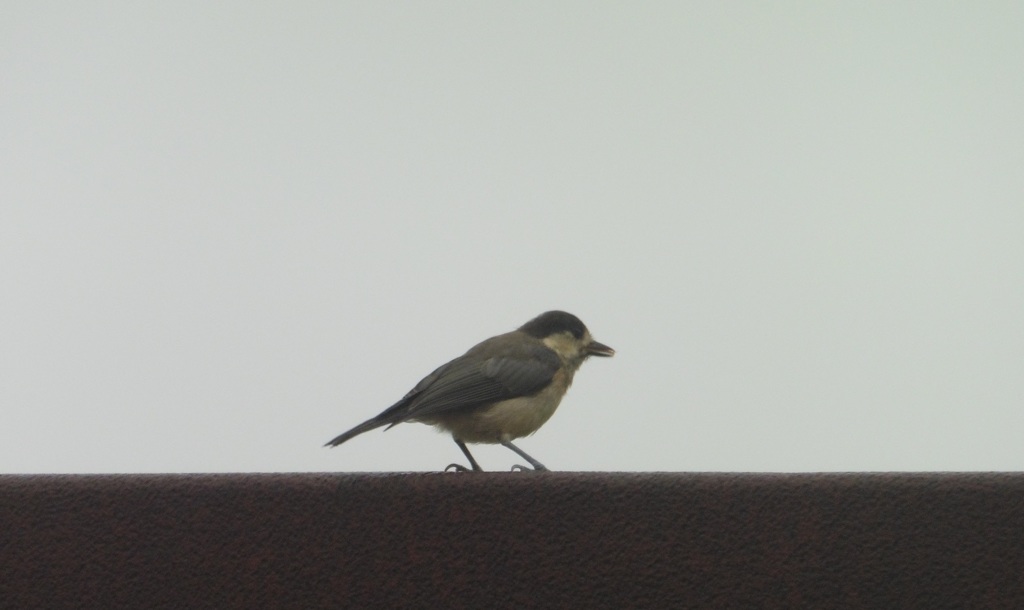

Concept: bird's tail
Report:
left=324, top=417, right=390, bottom=447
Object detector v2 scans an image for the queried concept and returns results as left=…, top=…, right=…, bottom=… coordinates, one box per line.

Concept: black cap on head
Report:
left=519, top=310, right=587, bottom=339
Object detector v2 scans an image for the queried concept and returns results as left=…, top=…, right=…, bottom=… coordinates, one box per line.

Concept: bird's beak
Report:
left=586, top=340, right=615, bottom=357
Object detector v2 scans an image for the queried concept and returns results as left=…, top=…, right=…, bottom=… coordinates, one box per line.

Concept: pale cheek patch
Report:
left=542, top=332, right=585, bottom=364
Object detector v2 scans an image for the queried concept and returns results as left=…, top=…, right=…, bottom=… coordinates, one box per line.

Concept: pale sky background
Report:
left=2, top=3, right=1022, bottom=474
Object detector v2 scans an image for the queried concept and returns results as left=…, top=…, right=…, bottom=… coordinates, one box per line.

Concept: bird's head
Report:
left=519, top=310, right=615, bottom=367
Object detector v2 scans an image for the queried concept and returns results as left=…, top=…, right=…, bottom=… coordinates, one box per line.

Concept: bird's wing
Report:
left=385, top=343, right=561, bottom=424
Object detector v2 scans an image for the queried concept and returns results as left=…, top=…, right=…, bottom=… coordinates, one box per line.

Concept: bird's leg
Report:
left=445, top=439, right=484, bottom=472
left=501, top=440, right=549, bottom=472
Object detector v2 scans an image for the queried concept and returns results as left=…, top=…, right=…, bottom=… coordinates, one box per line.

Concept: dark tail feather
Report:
left=324, top=418, right=390, bottom=447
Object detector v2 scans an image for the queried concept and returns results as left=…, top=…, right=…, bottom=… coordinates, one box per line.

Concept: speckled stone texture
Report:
left=2, top=473, right=1023, bottom=609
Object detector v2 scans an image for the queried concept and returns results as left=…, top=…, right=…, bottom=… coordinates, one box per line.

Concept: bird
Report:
left=325, top=310, right=614, bottom=471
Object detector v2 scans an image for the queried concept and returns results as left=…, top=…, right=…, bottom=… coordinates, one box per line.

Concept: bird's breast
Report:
left=433, top=369, right=573, bottom=443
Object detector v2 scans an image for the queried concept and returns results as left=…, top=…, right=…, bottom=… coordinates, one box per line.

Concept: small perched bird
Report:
left=325, top=310, right=614, bottom=471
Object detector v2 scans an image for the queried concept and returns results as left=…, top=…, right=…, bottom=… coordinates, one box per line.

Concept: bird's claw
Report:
left=511, top=464, right=549, bottom=472
left=445, top=463, right=471, bottom=472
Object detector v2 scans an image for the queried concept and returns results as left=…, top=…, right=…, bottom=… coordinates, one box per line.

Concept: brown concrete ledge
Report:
left=2, top=472, right=1023, bottom=609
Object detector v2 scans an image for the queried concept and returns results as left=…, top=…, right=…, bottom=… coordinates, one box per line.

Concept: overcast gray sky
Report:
left=3, top=3, right=1022, bottom=473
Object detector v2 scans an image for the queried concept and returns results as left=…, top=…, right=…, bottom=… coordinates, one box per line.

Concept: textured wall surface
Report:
left=2, top=472, right=1023, bottom=609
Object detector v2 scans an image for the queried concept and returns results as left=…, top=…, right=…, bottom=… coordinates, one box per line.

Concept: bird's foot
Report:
left=445, top=463, right=482, bottom=473
left=511, top=463, right=549, bottom=472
